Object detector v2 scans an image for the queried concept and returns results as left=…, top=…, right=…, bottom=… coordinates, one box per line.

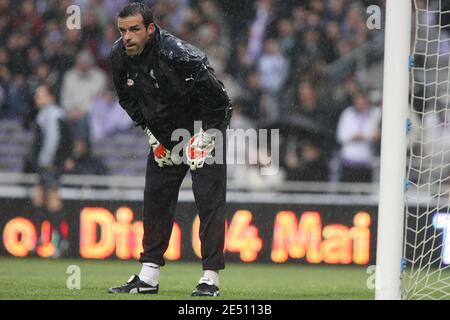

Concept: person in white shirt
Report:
left=336, top=90, right=381, bottom=182
left=257, top=38, right=289, bottom=122
left=60, top=50, right=107, bottom=140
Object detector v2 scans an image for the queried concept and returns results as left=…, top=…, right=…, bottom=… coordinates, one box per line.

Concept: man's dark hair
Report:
left=118, top=2, right=154, bottom=27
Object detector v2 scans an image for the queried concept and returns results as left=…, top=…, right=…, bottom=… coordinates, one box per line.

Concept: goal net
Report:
left=403, top=0, right=450, bottom=300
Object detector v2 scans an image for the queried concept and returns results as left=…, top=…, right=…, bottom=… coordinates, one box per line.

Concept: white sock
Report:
left=139, top=263, right=160, bottom=286
left=203, top=270, right=219, bottom=287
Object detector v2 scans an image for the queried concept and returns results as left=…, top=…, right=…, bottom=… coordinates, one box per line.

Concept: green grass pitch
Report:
left=0, top=257, right=374, bottom=300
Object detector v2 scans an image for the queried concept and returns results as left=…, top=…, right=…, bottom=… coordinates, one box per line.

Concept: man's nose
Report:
left=124, top=31, right=132, bottom=41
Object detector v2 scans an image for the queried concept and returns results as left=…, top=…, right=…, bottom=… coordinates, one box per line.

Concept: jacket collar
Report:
left=127, top=24, right=160, bottom=63
left=142, top=24, right=161, bottom=56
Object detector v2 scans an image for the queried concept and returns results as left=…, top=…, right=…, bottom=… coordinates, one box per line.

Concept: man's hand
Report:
left=64, top=158, right=75, bottom=172
left=186, top=129, right=215, bottom=170
left=68, top=108, right=86, bottom=121
left=352, top=133, right=365, bottom=141
left=145, top=128, right=174, bottom=167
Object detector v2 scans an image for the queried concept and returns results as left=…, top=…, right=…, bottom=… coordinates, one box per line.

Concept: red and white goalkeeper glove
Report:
left=145, top=128, right=174, bottom=167
left=186, top=129, right=215, bottom=170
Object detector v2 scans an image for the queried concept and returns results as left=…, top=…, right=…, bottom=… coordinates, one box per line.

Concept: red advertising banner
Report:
left=0, top=199, right=377, bottom=265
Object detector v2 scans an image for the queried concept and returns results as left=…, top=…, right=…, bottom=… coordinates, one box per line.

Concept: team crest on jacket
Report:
left=127, top=79, right=134, bottom=87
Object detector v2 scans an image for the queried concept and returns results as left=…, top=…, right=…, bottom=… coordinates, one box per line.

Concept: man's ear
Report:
left=147, top=23, right=155, bottom=35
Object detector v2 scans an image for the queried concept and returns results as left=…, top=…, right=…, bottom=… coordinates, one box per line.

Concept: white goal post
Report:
left=375, top=0, right=411, bottom=300
left=377, top=0, right=450, bottom=300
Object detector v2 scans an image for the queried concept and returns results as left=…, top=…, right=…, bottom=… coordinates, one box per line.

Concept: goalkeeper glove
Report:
left=145, top=128, right=174, bottom=167
left=186, top=129, right=215, bottom=170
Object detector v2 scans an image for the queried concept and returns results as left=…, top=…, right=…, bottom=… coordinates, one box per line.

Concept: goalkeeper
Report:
left=108, top=3, right=232, bottom=297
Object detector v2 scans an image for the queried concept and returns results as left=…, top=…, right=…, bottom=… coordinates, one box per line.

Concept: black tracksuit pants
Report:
left=139, top=147, right=226, bottom=270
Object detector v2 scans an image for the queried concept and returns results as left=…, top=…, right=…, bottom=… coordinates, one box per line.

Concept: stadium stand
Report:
left=0, top=0, right=386, bottom=183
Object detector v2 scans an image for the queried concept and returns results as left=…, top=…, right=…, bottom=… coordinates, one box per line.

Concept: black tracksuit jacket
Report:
left=110, top=25, right=232, bottom=149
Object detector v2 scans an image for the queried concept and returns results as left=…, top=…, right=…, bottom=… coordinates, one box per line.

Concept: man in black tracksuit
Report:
left=108, top=3, right=232, bottom=297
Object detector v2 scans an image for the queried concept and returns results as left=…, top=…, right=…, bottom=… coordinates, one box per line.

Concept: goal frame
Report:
left=375, top=0, right=412, bottom=300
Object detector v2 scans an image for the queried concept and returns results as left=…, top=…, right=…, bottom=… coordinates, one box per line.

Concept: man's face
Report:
left=118, top=14, right=154, bottom=56
left=34, top=86, right=52, bottom=109
left=354, top=94, right=369, bottom=112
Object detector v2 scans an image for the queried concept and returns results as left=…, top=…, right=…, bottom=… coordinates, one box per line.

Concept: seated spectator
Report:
left=89, top=87, right=133, bottom=141
left=284, top=136, right=329, bottom=181
left=336, top=90, right=381, bottom=182
left=64, top=138, right=108, bottom=176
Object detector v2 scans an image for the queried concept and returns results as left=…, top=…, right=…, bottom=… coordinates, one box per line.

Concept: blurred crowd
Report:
left=0, top=0, right=387, bottom=183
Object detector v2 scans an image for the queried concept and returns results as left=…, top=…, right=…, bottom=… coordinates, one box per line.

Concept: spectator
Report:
left=64, top=138, right=108, bottom=176
left=6, top=73, right=30, bottom=119
left=241, top=69, right=262, bottom=121
left=322, top=20, right=340, bottom=63
left=165, top=0, right=191, bottom=34
left=342, top=4, right=368, bottom=46
left=0, top=64, right=11, bottom=118
left=0, top=47, right=9, bottom=66
left=28, top=62, right=59, bottom=94
left=87, top=0, right=110, bottom=30
left=81, top=10, right=102, bottom=52
left=277, top=17, right=296, bottom=57
left=59, top=28, right=83, bottom=73
left=336, top=90, right=381, bottom=182
left=246, top=0, right=275, bottom=63
left=197, top=0, right=231, bottom=63
left=292, top=28, right=324, bottom=75
left=27, top=45, right=44, bottom=72
left=325, top=0, right=346, bottom=24
left=0, top=13, right=10, bottom=47
left=29, top=84, right=72, bottom=257
left=6, top=32, right=30, bottom=75
left=61, top=49, right=107, bottom=140
left=291, top=5, right=307, bottom=33
left=286, top=79, right=328, bottom=128
left=15, top=0, right=43, bottom=36
left=228, top=40, right=252, bottom=84
left=0, top=0, right=388, bottom=183
left=89, top=87, right=133, bottom=141
left=97, top=23, right=119, bottom=71
left=284, top=135, right=329, bottom=181
left=258, top=37, right=288, bottom=123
